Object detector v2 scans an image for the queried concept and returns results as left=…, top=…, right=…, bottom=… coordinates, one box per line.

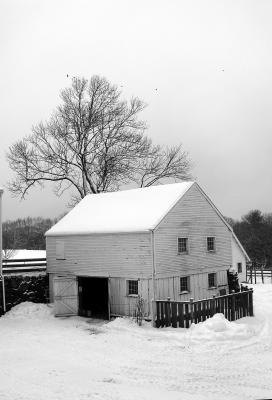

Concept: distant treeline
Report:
left=3, top=217, right=56, bottom=252
left=3, top=210, right=272, bottom=268
left=226, top=210, right=272, bottom=268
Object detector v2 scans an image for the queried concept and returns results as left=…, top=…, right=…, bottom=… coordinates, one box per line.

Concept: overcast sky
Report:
left=1, top=0, right=272, bottom=221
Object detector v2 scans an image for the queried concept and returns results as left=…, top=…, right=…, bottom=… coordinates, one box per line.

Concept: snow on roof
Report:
left=3, top=250, right=46, bottom=259
left=46, top=181, right=195, bottom=236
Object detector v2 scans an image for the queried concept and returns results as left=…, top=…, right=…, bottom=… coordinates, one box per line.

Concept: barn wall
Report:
left=155, top=270, right=228, bottom=302
left=47, top=232, right=153, bottom=317
left=231, top=237, right=247, bottom=282
left=49, top=273, right=152, bottom=318
left=109, top=277, right=152, bottom=317
left=154, top=184, right=232, bottom=279
left=46, top=232, right=152, bottom=278
left=49, top=269, right=228, bottom=318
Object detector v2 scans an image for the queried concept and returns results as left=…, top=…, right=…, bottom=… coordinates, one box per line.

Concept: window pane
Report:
left=128, top=280, right=138, bottom=295
left=178, top=238, right=188, bottom=253
left=208, top=273, right=216, bottom=288
left=180, top=277, right=189, bottom=292
left=237, top=263, right=242, bottom=273
left=207, top=237, right=215, bottom=251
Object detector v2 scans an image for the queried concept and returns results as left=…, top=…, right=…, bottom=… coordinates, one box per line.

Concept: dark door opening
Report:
left=78, top=277, right=109, bottom=319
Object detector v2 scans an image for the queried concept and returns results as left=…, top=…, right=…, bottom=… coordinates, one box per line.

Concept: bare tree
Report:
left=7, top=75, right=192, bottom=203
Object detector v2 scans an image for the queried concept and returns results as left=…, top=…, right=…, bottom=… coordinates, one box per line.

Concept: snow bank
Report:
left=189, top=313, right=255, bottom=342
left=3, top=302, right=53, bottom=320
left=104, top=314, right=257, bottom=347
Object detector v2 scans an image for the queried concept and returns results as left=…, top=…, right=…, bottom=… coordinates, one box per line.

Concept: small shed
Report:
left=46, top=181, right=249, bottom=319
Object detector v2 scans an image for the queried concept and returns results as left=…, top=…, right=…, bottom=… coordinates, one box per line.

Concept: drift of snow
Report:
left=3, top=302, right=53, bottom=320
left=1, top=284, right=272, bottom=400
left=46, top=181, right=194, bottom=235
left=189, top=313, right=255, bottom=342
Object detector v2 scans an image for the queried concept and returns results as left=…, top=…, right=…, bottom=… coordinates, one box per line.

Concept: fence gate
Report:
left=53, top=276, right=78, bottom=316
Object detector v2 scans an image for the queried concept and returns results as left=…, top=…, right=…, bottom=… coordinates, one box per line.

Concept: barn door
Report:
left=53, top=276, right=78, bottom=316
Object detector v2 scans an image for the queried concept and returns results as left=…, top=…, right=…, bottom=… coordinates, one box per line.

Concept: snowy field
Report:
left=0, top=285, right=272, bottom=400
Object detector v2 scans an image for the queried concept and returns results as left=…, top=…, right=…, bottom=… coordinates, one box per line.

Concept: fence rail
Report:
left=154, top=289, right=253, bottom=328
left=246, top=264, right=272, bottom=284
left=2, top=258, right=47, bottom=274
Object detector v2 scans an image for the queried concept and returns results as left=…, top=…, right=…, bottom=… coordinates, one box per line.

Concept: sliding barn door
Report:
left=53, top=276, right=78, bottom=316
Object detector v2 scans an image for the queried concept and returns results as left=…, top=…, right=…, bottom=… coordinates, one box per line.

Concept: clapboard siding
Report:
left=155, top=270, right=228, bottom=302
left=109, top=277, right=152, bottom=317
left=154, top=184, right=232, bottom=277
left=46, top=233, right=152, bottom=278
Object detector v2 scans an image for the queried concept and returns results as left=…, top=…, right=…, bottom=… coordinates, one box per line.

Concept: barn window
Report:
left=180, top=276, right=190, bottom=293
left=237, top=262, right=242, bottom=273
left=56, top=240, right=65, bottom=260
left=208, top=273, right=216, bottom=288
left=178, top=237, right=188, bottom=253
left=127, top=280, right=138, bottom=296
left=207, top=237, right=215, bottom=252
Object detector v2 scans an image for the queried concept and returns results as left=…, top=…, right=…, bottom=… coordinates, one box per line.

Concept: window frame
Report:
left=207, top=236, right=216, bottom=252
left=208, top=272, right=217, bottom=289
left=237, top=262, right=242, bottom=273
left=180, top=276, right=190, bottom=294
left=177, top=237, right=189, bottom=254
left=127, top=279, right=139, bottom=297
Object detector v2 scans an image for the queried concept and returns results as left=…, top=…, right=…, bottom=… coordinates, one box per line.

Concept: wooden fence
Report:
left=246, top=264, right=272, bottom=284
left=154, top=289, right=253, bottom=328
left=2, top=258, right=47, bottom=274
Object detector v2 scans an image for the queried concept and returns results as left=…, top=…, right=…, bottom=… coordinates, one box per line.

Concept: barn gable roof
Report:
left=46, top=181, right=194, bottom=236
left=45, top=181, right=250, bottom=261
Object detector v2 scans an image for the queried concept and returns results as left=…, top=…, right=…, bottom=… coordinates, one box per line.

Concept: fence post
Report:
left=151, top=300, right=156, bottom=327
left=261, top=265, right=264, bottom=284
left=165, top=297, right=171, bottom=327
left=231, top=290, right=235, bottom=321
left=190, top=298, right=194, bottom=326
left=249, top=289, right=254, bottom=316
left=210, top=294, right=216, bottom=317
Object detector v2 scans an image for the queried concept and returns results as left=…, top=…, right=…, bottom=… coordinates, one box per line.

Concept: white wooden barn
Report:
left=45, top=181, right=250, bottom=319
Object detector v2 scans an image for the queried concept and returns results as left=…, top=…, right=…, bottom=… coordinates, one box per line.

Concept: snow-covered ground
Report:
left=0, top=284, right=272, bottom=400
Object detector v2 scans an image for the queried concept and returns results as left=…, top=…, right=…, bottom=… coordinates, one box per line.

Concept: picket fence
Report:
left=154, top=289, right=253, bottom=328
